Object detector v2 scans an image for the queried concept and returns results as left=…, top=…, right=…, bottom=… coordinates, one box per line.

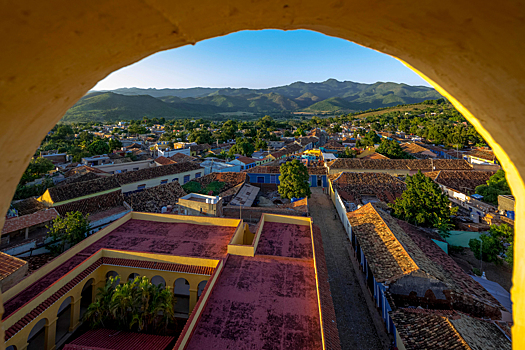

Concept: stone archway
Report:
left=1, top=1, right=525, bottom=347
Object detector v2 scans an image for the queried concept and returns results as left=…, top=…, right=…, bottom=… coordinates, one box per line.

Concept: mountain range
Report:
left=62, top=79, right=442, bottom=122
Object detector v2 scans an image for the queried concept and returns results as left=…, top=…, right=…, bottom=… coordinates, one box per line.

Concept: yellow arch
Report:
left=1, top=1, right=524, bottom=348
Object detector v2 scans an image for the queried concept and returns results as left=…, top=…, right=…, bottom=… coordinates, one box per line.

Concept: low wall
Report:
left=222, top=206, right=307, bottom=222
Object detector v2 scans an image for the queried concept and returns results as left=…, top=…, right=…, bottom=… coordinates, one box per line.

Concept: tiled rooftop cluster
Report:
left=0, top=252, right=27, bottom=282
left=54, top=190, right=126, bottom=217
left=297, top=136, right=318, bottom=146
left=62, top=165, right=107, bottom=178
left=425, top=170, right=495, bottom=193
left=2, top=208, right=59, bottom=235
left=390, top=308, right=511, bottom=350
left=466, top=149, right=497, bottom=162
left=47, top=162, right=202, bottom=203
left=58, top=172, right=103, bottom=186
left=189, top=143, right=211, bottom=152
left=246, top=165, right=327, bottom=175
left=328, top=158, right=472, bottom=171
left=169, top=153, right=197, bottom=162
left=332, top=172, right=406, bottom=205
left=347, top=203, right=504, bottom=316
left=323, top=140, right=344, bottom=149
left=400, top=142, right=434, bottom=158
left=10, top=198, right=46, bottom=216
left=154, top=155, right=176, bottom=165
left=125, top=182, right=186, bottom=212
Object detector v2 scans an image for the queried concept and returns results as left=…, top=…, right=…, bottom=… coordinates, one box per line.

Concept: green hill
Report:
left=65, top=79, right=444, bottom=122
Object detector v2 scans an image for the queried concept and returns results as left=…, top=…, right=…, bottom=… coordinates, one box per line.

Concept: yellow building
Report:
left=3, top=212, right=338, bottom=350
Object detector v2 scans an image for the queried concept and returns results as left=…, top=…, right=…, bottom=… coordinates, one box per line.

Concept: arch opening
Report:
left=27, top=318, right=47, bottom=350
left=1, top=2, right=525, bottom=347
left=174, top=278, right=190, bottom=315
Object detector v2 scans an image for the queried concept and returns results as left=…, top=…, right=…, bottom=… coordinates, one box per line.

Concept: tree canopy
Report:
left=278, top=159, right=312, bottom=200
left=84, top=275, right=175, bottom=334
left=469, top=223, right=513, bottom=264
left=390, top=171, right=457, bottom=228
left=46, top=211, right=91, bottom=255
left=475, top=169, right=511, bottom=205
left=375, top=139, right=413, bottom=159
left=87, top=139, right=110, bottom=155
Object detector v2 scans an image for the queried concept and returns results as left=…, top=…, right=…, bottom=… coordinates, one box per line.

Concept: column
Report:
left=45, top=317, right=57, bottom=350
left=189, top=289, right=198, bottom=314
left=93, top=280, right=105, bottom=303
left=25, top=227, right=29, bottom=239
left=69, top=297, right=82, bottom=332
left=18, top=343, right=29, bottom=350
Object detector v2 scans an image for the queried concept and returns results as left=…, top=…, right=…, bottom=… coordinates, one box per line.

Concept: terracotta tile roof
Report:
left=323, top=140, right=344, bottom=149
left=466, top=149, right=497, bottom=162
left=189, top=143, right=211, bottom=152
left=235, top=156, right=256, bottom=164
left=64, top=328, right=175, bottom=350
left=57, top=171, right=102, bottom=186
left=63, top=165, right=108, bottom=177
left=360, top=152, right=389, bottom=160
left=298, top=136, right=318, bottom=146
left=425, top=170, right=495, bottom=194
left=390, top=308, right=511, bottom=350
left=2, top=209, right=59, bottom=235
left=246, top=165, right=327, bottom=175
left=332, top=172, right=406, bottom=205
left=328, top=158, right=472, bottom=171
left=154, top=156, right=177, bottom=165
left=4, top=257, right=214, bottom=340
left=47, top=176, right=121, bottom=203
left=346, top=204, right=420, bottom=282
left=10, top=198, right=46, bottom=216
left=169, top=153, right=197, bottom=162
left=48, top=163, right=202, bottom=203
left=396, top=219, right=503, bottom=309
left=54, top=191, right=125, bottom=217
left=0, top=252, right=27, bottom=281
left=390, top=308, right=470, bottom=350
left=281, top=143, right=302, bottom=154
left=401, top=142, right=433, bottom=155
left=125, top=182, right=186, bottom=212
left=269, top=150, right=286, bottom=158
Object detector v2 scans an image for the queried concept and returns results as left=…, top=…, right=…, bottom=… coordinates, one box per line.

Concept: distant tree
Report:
left=46, top=211, right=91, bottom=255
left=108, top=138, right=123, bottom=152
left=469, top=224, right=513, bottom=264
left=390, top=171, right=457, bottom=228
left=338, top=147, right=357, bottom=158
left=229, top=138, right=255, bottom=157
left=361, top=131, right=381, bottom=147
left=87, top=139, right=110, bottom=155
left=188, top=130, right=213, bottom=145
left=278, top=159, right=312, bottom=199
left=376, top=139, right=412, bottom=159
left=254, top=138, right=268, bottom=151
left=20, top=157, right=55, bottom=185
left=128, top=125, right=148, bottom=135
left=475, top=169, right=511, bottom=205
left=78, top=131, right=95, bottom=143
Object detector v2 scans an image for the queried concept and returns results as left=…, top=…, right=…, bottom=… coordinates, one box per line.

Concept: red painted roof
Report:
left=2, top=209, right=59, bottom=235
left=183, top=255, right=322, bottom=350
left=255, top=222, right=313, bottom=259
left=64, top=328, right=174, bottom=350
left=155, top=156, right=177, bottom=166
left=3, top=219, right=235, bottom=322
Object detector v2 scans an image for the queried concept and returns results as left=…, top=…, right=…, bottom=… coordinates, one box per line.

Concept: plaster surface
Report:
left=256, top=222, right=312, bottom=259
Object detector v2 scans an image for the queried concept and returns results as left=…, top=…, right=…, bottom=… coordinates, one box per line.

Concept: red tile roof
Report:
left=0, top=252, right=27, bottom=281
left=332, top=172, right=406, bottom=205
left=54, top=191, right=125, bottom=217
left=235, top=156, right=256, bottom=164
left=64, top=328, right=175, bottom=350
left=424, top=170, right=495, bottom=194
left=154, top=156, right=177, bottom=165
left=328, top=159, right=472, bottom=171
left=2, top=209, right=59, bottom=235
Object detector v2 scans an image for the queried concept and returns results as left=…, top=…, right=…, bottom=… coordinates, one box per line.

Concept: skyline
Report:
left=93, top=30, right=431, bottom=91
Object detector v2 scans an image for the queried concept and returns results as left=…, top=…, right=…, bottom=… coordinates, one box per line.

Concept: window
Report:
left=137, top=184, right=146, bottom=190
left=133, top=167, right=139, bottom=171
left=270, top=175, right=277, bottom=183
left=161, top=179, right=168, bottom=184
left=195, top=172, right=201, bottom=178
left=173, top=178, right=179, bottom=182
left=122, top=169, right=127, bottom=173
left=184, top=175, right=190, bottom=184
left=257, top=176, right=264, bottom=183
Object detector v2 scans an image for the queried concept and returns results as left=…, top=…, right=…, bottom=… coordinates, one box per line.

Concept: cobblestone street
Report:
left=310, top=188, right=387, bottom=350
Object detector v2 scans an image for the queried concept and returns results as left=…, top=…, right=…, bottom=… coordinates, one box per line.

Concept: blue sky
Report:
left=94, top=30, right=430, bottom=90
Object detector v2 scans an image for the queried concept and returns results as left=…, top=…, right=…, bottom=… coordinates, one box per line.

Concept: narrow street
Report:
left=309, top=188, right=386, bottom=350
